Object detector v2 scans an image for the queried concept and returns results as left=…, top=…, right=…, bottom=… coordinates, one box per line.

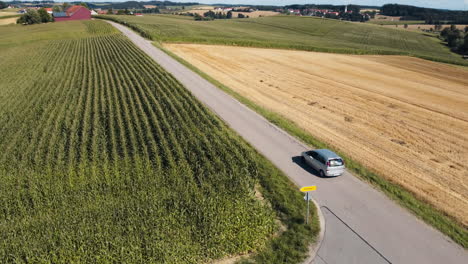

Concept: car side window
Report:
left=317, top=154, right=325, bottom=164
left=310, top=151, right=318, bottom=159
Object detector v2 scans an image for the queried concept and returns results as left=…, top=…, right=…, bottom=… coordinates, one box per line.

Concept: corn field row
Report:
left=0, top=21, right=279, bottom=263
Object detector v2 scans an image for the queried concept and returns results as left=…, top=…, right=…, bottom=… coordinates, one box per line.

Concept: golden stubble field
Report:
left=166, top=44, right=468, bottom=226
left=0, top=17, right=17, bottom=25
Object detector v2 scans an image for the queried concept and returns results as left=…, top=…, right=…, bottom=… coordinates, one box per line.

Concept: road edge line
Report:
left=303, top=199, right=326, bottom=264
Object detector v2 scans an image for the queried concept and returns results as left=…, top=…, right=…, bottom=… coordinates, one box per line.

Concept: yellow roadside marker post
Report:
left=300, top=186, right=317, bottom=224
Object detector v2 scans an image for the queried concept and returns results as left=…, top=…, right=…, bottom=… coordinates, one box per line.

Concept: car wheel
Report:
left=320, top=170, right=325, bottom=177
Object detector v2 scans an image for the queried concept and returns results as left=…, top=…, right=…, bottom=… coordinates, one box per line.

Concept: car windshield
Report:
left=328, top=158, right=343, bottom=167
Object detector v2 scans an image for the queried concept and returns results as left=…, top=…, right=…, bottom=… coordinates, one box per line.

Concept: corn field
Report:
left=0, top=21, right=288, bottom=263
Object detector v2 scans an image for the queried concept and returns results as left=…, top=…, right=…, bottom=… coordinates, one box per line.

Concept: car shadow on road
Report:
left=292, top=156, right=324, bottom=178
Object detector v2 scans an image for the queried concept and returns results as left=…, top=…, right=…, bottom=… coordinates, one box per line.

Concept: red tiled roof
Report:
left=66, top=5, right=85, bottom=15
left=44, top=8, right=52, bottom=11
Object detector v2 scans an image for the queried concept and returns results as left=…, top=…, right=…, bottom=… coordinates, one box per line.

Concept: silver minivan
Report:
left=301, top=149, right=345, bottom=177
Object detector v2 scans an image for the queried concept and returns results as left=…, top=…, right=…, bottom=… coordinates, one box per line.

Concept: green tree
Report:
left=117, top=9, right=125, bottom=15
left=194, top=13, right=202, bottom=20
left=440, top=27, right=450, bottom=38
left=17, top=9, right=41, bottom=25
left=80, top=2, right=89, bottom=9
left=38, top=8, right=53, bottom=23
left=447, top=30, right=463, bottom=48
left=52, top=6, right=61, bottom=12
left=404, top=24, right=408, bottom=29
left=62, top=2, right=69, bottom=11
left=227, top=11, right=232, bottom=19
left=0, top=1, right=7, bottom=9
left=238, top=13, right=245, bottom=18
left=107, top=8, right=113, bottom=15
left=461, top=34, right=468, bottom=53
left=203, top=10, right=215, bottom=19
left=465, top=26, right=468, bottom=33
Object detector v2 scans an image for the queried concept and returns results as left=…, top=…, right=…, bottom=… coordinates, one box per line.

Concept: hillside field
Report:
left=166, top=44, right=468, bottom=229
left=97, top=14, right=468, bottom=65
left=0, top=21, right=317, bottom=263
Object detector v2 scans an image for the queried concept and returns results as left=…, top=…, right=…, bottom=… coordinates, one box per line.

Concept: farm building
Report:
left=53, top=5, right=91, bottom=22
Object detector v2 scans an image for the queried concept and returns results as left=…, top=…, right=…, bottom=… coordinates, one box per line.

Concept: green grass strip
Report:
left=0, top=14, right=20, bottom=19
left=159, top=44, right=468, bottom=249
left=244, top=149, right=320, bottom=263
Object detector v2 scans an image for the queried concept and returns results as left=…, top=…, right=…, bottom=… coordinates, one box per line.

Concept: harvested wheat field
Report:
left=0, top=17, right=17, bottom=25
left=166, top=44, right=468, bottom=226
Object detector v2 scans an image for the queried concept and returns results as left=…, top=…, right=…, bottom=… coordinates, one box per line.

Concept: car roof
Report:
left=313, top=149, right=341, bottom=160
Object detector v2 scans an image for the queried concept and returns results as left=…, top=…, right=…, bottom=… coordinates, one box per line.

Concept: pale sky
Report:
left=165, top=1, right=468, bottom=10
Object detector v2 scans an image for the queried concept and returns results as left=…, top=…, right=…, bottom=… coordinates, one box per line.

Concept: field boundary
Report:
left=158, top=44, right=468, bottom=249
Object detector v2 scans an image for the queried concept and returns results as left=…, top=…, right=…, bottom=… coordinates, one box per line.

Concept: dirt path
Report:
left=165, top=44, right=468, bottom=226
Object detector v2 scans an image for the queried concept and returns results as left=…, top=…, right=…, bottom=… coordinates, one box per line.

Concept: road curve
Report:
left=108, top=21, right=467, bottom=264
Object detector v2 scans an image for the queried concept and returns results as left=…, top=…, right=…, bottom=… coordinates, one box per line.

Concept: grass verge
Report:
left=159, top=44, right=468, bottom=249
left=245, top=150, right=320, bottom=263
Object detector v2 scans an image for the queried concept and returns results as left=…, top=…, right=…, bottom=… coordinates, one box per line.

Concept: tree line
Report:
left=187, top=10, right=249, bottom=21
left=381, top=4, right=468, bottom=24
left=440, top=25, right=468, bottom=55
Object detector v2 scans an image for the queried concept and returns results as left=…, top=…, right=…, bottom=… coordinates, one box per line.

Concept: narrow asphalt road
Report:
left=109, top=21, right=467, bottom=264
